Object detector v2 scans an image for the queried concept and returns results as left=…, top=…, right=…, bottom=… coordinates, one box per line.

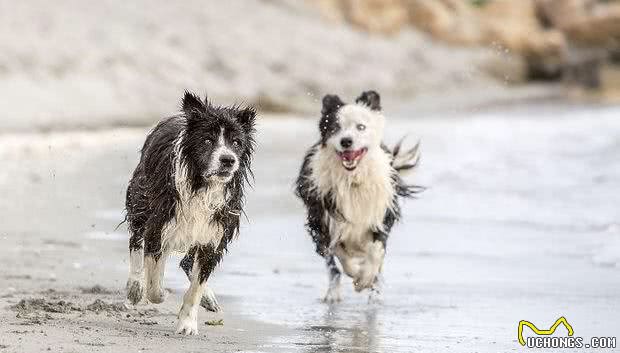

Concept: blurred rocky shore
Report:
left=0, top=0, right=617, bottom=131
left=315, top=0, right=620, bottom=86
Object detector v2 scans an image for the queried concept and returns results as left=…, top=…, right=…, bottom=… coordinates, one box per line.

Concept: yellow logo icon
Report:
left=518, top=317, right=574, bottom=346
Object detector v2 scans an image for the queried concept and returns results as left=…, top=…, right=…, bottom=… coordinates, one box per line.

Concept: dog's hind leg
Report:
left=126, top=232, right=145, bottom=305
left=323, top=255, right=342, bottom=303
left=176, top=244, right=222, bottom=335
left=180, top=249, right=221, bottom=312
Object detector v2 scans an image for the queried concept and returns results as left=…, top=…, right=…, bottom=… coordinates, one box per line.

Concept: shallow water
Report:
left=155, top=105, right=620, bottom=352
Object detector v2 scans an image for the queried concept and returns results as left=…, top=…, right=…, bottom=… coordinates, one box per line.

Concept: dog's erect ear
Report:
left=355, top=90, right=381, bottom=111
left=182, top=91, right=206, bottom=115
left=236, top=106, right=256, bottom=133
left=321, top=94, right=344, bottom=116
left=320, top=94, right=344, bottom=139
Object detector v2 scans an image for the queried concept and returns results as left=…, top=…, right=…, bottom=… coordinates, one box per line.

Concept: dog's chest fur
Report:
left=161, top=149, right=227, bottom=253
left=310, top=146, right=395, bottom=253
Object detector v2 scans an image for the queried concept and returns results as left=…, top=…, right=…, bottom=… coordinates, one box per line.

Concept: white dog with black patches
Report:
left=296, top=91, right=422, bottom=303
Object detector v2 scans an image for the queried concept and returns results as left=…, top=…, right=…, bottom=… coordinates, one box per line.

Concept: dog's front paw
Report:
left=126, top=279, right=144, bottom=305
left=353, top=276, right=375, bottom=292
left=353, top=266, right=379, bottom=292
left=323, top=287, right=342, bottom=304
left=147, top=287, right=167, bottom=304
left=175, top=314, right=198, bottom=336
left=200, top=287, right=221, bottom=312
left=368, top=288, right=383, bottom=305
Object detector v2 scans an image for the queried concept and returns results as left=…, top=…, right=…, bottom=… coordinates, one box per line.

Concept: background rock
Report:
left=536, top=0, right=620, bottom=46
left=312, top=0, right=620, bottom=83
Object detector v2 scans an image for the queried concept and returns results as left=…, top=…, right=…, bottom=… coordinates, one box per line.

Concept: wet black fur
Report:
left=295, top=91, right=421, bottom=261
left=319, top=94, right=344, bottom=146
left=126, top=91, right=256, bottom=284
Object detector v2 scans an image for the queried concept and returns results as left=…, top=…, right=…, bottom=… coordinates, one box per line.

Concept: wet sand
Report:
left=1, top=106, right=619, bottom=352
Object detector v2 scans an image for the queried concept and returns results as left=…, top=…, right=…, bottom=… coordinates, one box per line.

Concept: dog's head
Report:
left=319, top=91, right=385, bottom=171
left=181, top=91, right=256, bottom=184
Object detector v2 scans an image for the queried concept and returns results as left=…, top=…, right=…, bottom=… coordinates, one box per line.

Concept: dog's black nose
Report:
left=220, top=154, right=236, bottom=167
left=340, top=137, right=353, bottom=149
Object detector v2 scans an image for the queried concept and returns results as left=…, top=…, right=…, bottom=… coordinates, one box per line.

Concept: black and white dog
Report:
left=295, top=91, right=421, bottom=303
left=125, top=91, right=256, bottom=335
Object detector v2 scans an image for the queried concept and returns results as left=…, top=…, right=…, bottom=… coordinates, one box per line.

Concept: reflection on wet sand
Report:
left=304, top=304, right=382, bottom=353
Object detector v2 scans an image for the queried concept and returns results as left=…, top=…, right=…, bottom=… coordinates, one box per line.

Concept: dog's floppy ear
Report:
left=321, top=94, right=344, bottom=116
left=182, top=91, right=206, bottom=115
left=355, top=90, right=381, bottom=111
left=236, top=106, right=257, bottom=134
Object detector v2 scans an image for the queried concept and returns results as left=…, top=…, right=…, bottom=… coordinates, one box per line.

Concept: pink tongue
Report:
left=341, top=150, right=360, bottom=161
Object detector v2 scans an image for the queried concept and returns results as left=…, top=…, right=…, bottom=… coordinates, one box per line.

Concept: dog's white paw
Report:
left=353, top=267, right=377, bottom=292
left=147, top=287, right=166, bottom=304
left=175, top=314, right=198, bottom=336
left=323, top=287, right=342, bottom=304
left=200, top=287, right=221, bottom=312
left=353, top=277, right=374, bottom=292
left=353, top=242, right=385, bottom=292
left=126, top=279, right=144, bottom=305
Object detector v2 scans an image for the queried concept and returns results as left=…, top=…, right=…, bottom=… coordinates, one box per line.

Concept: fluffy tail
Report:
left=391, top=137, right=421, bottom=174
left=391, top=137, right=425, bottom=197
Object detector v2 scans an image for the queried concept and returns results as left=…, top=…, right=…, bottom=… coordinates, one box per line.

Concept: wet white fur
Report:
left=160, top=130, right=228, bottom=254
left=127, top=249, right=145, bottom=303
left=128, top=248, right=144, bottom=283
left=309, top=104, right=396, bottom=291
left=145, top=254, right=167, bottom=303
left=176, top=258, right=205, bottom=335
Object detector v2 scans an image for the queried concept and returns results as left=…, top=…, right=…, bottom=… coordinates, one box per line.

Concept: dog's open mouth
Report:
left=337, top=148, right=367, bottom=171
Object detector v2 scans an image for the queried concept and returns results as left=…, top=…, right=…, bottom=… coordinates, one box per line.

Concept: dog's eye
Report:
left=205, top=138, right=213, bottom=145
left=357, top=124, right=366, bottom=131
left=232, top=139, right=241, bottom=148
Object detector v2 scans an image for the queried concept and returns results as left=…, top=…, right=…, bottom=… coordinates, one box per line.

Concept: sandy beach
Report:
left=1, top=103, right=619, bottom=352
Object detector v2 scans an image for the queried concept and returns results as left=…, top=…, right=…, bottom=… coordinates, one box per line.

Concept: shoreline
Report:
left=0, top=84, right=584, bottom=134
